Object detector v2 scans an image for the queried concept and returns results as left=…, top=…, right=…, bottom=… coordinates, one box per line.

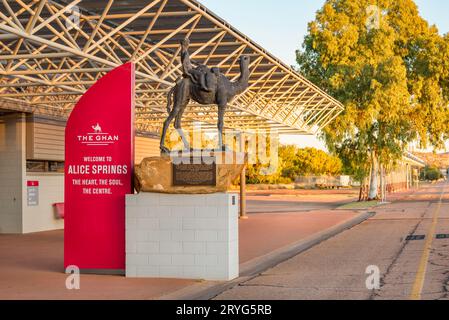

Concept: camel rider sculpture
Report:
left=181, top=38, right=218, bottom=92
left=159, top=37, right=250, bottom=154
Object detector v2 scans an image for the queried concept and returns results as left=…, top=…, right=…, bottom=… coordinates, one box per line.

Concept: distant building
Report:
left=412, top=152, right=449, bottom=171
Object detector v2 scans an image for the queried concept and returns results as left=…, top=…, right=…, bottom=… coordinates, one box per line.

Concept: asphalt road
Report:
left=215, top=182, right=449, bottom=300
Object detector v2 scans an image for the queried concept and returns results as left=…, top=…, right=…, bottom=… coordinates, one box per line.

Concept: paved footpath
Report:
left=215, top=182, right=449, bottom=300
left=0, top=192, right=361, bottom=300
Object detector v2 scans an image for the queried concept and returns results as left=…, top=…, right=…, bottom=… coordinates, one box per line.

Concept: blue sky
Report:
left=200, top=0, right=449, bottom=66
left=200, top=0, right=449, bottom=150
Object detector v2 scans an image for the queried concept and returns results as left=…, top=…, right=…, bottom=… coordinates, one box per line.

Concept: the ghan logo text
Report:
left=76, top=123, right=119, bottom=146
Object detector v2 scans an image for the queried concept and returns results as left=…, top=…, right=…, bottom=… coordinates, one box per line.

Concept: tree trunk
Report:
left=368, top=152, right=379, bottom=200
left=379, top=164, right=385, bottom=202
left=359, top=176, right=368, bottom=202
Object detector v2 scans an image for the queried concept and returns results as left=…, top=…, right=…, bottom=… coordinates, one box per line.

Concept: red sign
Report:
left=27, top=181, right=39, bottom=187
left=64, top=62, right=135, bottom=272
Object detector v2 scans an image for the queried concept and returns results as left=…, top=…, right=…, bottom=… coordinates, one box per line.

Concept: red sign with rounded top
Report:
left=64, top=62, right=135, bottom=272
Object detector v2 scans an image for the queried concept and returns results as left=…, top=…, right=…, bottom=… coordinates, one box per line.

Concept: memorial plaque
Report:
left=173, top=157, right=216, bottom=186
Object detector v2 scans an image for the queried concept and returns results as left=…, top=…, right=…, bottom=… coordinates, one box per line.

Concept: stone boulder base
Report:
left=134, top=152, right=245, bottom=194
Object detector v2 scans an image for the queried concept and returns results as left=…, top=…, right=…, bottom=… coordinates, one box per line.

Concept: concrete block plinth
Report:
left=125, top=193, right=239, bottom=281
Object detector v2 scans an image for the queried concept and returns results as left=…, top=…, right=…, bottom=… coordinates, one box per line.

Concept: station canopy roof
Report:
left=0, top=0, right=344, bottom=134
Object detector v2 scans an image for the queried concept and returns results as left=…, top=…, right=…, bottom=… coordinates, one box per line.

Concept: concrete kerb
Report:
left=157, top=210, right=376, bottom=300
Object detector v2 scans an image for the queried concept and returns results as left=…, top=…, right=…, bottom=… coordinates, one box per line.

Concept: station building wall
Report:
left=0, top=112, right=160, bottom=234
left=0, top=113, right=25, bottom=233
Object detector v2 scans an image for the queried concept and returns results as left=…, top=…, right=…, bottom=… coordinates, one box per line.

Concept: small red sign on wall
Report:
left=64, top=62, right=135, bottom=272
left=27, top=181, right=39, bottom=187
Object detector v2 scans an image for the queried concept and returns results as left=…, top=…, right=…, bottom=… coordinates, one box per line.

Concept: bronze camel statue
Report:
left=160, top=38, right=250, bottom=154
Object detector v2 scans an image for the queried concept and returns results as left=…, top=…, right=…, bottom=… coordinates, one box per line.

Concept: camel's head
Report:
left=239, top=55, right=250, bottom=69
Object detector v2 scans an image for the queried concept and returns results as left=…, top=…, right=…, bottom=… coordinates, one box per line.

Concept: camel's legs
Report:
left=160, top=79, right=190, bottom=153
left=174, top=100, right=190, bottom=150
left=160, top=110, right=176, bottom=154
left=217, top=103, right=227, bottom=150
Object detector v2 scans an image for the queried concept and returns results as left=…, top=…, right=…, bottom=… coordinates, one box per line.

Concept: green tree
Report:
left=420, top=166, right=443, bottom=181
left=297, top=0, right=449, bottom=199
